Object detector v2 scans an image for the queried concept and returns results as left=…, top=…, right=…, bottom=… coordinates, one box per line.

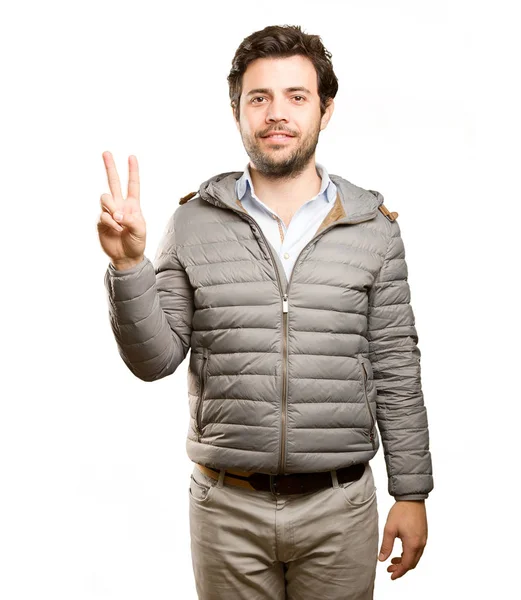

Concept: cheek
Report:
left=244, top=108, right=268, bottom=128
left=239, top=116, right=257, bottom=137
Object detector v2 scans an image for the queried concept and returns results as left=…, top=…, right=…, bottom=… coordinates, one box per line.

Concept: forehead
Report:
left=242, top=55, right=318, bottom=95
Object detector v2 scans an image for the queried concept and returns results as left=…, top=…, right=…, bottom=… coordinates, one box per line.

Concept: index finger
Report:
left=127, top=155, right=140, bottom=204
left=102, top=151, right=123, bottom=202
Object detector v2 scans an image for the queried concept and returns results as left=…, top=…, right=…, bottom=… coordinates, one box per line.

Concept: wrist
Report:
left=111, top=256, right=145, bottom=271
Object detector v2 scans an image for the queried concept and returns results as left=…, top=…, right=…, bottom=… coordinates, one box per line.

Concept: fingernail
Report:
left=114, top=212, right=123, bottom=221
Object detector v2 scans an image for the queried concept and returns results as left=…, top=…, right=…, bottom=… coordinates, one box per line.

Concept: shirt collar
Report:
left=236, top=162, right=336, bottom=203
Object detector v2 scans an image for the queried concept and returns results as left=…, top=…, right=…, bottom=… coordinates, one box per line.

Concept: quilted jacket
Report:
left=104, top=170, right=434, bottom=501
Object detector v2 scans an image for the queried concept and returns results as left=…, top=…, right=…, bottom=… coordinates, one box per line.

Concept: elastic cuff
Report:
left=107, top=256, right=149, bottom=276
left=394, top=494, right=428, bottom=501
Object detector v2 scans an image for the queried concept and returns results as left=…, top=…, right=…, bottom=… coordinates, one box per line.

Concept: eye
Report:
left=251, top=96, right=265, bottom=104
left=293, top=96, right=305, bottom=102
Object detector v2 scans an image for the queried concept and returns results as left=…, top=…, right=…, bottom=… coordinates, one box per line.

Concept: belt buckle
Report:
left=270, top=474, right=286, bottom=495
left=270, top=473, right=306, bottom=495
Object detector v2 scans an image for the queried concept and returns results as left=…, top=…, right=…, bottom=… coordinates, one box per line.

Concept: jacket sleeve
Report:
left=367, top=218, right=434, bottom=501
left=103, top=210, right=194, bottom=382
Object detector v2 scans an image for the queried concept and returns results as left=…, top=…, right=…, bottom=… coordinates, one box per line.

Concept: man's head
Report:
left=227, top=25, right=338, bottom=179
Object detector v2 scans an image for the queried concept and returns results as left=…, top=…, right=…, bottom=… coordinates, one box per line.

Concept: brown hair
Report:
left=227, top=25, right=339, bottom=122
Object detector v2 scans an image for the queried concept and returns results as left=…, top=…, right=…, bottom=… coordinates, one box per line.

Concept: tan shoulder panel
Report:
left=179, top=191, right=197, bottom=205
left=378, top=203, right=399, bottom=222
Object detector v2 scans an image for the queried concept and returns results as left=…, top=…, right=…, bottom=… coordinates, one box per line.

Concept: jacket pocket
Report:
left=358, top=356, right=376, bottom=450
left=195, top=347, right=211, bottom=440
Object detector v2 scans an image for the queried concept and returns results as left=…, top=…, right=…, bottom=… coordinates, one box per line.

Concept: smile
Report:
left=263, top=135, right=294, bottom=142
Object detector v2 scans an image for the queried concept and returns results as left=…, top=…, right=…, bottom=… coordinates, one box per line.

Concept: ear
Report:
left=320, top=98, right=335, bottom=131
left=231, top=103, right=240, bottom=131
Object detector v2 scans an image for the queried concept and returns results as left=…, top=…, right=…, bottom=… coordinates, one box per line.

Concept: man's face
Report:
left=233, top=55, right=334, bottom=179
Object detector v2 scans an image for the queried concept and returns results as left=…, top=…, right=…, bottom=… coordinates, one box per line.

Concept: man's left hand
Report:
left=378, top=500, right=428, bottom=580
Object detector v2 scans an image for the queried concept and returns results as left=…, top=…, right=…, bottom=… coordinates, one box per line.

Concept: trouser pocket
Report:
left=338, top=462, right=377, bottom=508
left=189, top=465, right=216, bottom=504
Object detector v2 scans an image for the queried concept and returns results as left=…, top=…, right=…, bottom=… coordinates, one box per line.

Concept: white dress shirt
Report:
left=235, top=162, right=338, bottom=282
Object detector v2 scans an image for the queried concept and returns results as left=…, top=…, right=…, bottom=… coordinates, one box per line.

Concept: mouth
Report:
left=262, top=134, right=294, bottom=142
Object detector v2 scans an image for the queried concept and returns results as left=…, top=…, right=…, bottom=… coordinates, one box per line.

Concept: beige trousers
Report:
left=188, top=462, right=379, bottom=599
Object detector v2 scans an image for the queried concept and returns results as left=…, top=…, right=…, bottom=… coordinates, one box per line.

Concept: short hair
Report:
left=227, top=24, right=339, bottom=122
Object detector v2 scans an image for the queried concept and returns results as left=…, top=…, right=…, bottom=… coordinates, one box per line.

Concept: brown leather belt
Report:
left=196, top=462, right=366, bottom=495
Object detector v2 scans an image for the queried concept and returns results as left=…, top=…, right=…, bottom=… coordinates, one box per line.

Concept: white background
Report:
left=1, top=0, right=519, bottom=598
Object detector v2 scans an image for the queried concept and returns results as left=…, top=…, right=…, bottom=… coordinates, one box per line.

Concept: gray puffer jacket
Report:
left=104, top=170, right=434, bottom=501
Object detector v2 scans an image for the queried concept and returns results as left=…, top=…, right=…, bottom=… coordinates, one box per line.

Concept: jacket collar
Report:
left=196, top=171, right=384, bottom=226
left=236, top=162, right=337, bottom=204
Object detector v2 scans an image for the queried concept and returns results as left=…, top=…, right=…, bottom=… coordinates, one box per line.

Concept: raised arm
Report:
left=98, top=151, right=194, bottom=381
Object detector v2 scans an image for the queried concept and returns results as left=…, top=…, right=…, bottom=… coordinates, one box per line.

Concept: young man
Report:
left=99, top=24, right=433, bottom=600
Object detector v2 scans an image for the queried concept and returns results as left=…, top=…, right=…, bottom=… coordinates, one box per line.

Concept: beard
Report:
left=240, top=120, right=321, bottom=180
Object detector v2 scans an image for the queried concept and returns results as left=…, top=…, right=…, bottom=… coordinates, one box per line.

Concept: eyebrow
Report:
left=245, top=86, right=313, bottom=97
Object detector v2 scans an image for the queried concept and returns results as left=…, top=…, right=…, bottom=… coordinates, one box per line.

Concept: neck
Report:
left=247, top=159, right=322, bottom=214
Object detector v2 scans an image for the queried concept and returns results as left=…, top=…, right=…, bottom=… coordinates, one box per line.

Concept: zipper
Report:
left=196, top=348, right=210, bottom=440
left=212, top=197, right=379, bottom=472
left=360, top=359, right=376, bottom=450
left=281, top=293, right=289, bottom=472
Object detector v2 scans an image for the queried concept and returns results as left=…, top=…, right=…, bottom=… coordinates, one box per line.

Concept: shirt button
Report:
left=283, top=252, right=290, bottom=259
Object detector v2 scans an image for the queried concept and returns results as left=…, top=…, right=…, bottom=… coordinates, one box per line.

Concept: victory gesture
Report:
left=97, top=151, right=147, bottom=270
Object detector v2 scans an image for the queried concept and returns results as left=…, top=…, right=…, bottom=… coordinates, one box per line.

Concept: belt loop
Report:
left=331, top=469, right=340, bottom=488
left=217, top=469, right=226, bottom=488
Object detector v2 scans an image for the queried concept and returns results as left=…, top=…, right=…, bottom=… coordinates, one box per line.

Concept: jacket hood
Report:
left=194, top=170, right=385, bottom=224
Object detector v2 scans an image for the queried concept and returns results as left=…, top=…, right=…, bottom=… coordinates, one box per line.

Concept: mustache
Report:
left=258, top=128, right=297, bottom=137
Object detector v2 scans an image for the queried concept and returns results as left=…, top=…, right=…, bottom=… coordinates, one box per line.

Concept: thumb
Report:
left=113, top=210, right=136, bottom=229
left=379, top=528, right=395, bottom=561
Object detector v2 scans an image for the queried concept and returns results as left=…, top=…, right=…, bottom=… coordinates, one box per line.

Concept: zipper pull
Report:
left=282, top=294, right=289, bottom=313
left=361, top=361, right=367, bottom=380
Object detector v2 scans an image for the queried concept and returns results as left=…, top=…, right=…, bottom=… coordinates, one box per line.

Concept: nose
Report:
left=266, top=95, right=289, bottom=123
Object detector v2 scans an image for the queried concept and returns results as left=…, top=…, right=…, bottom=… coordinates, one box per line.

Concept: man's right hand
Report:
left=97, top=151, right=147, bottom=270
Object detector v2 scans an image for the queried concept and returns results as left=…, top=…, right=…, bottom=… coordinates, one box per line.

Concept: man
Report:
left=99, top=24, right=433, bottom=600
